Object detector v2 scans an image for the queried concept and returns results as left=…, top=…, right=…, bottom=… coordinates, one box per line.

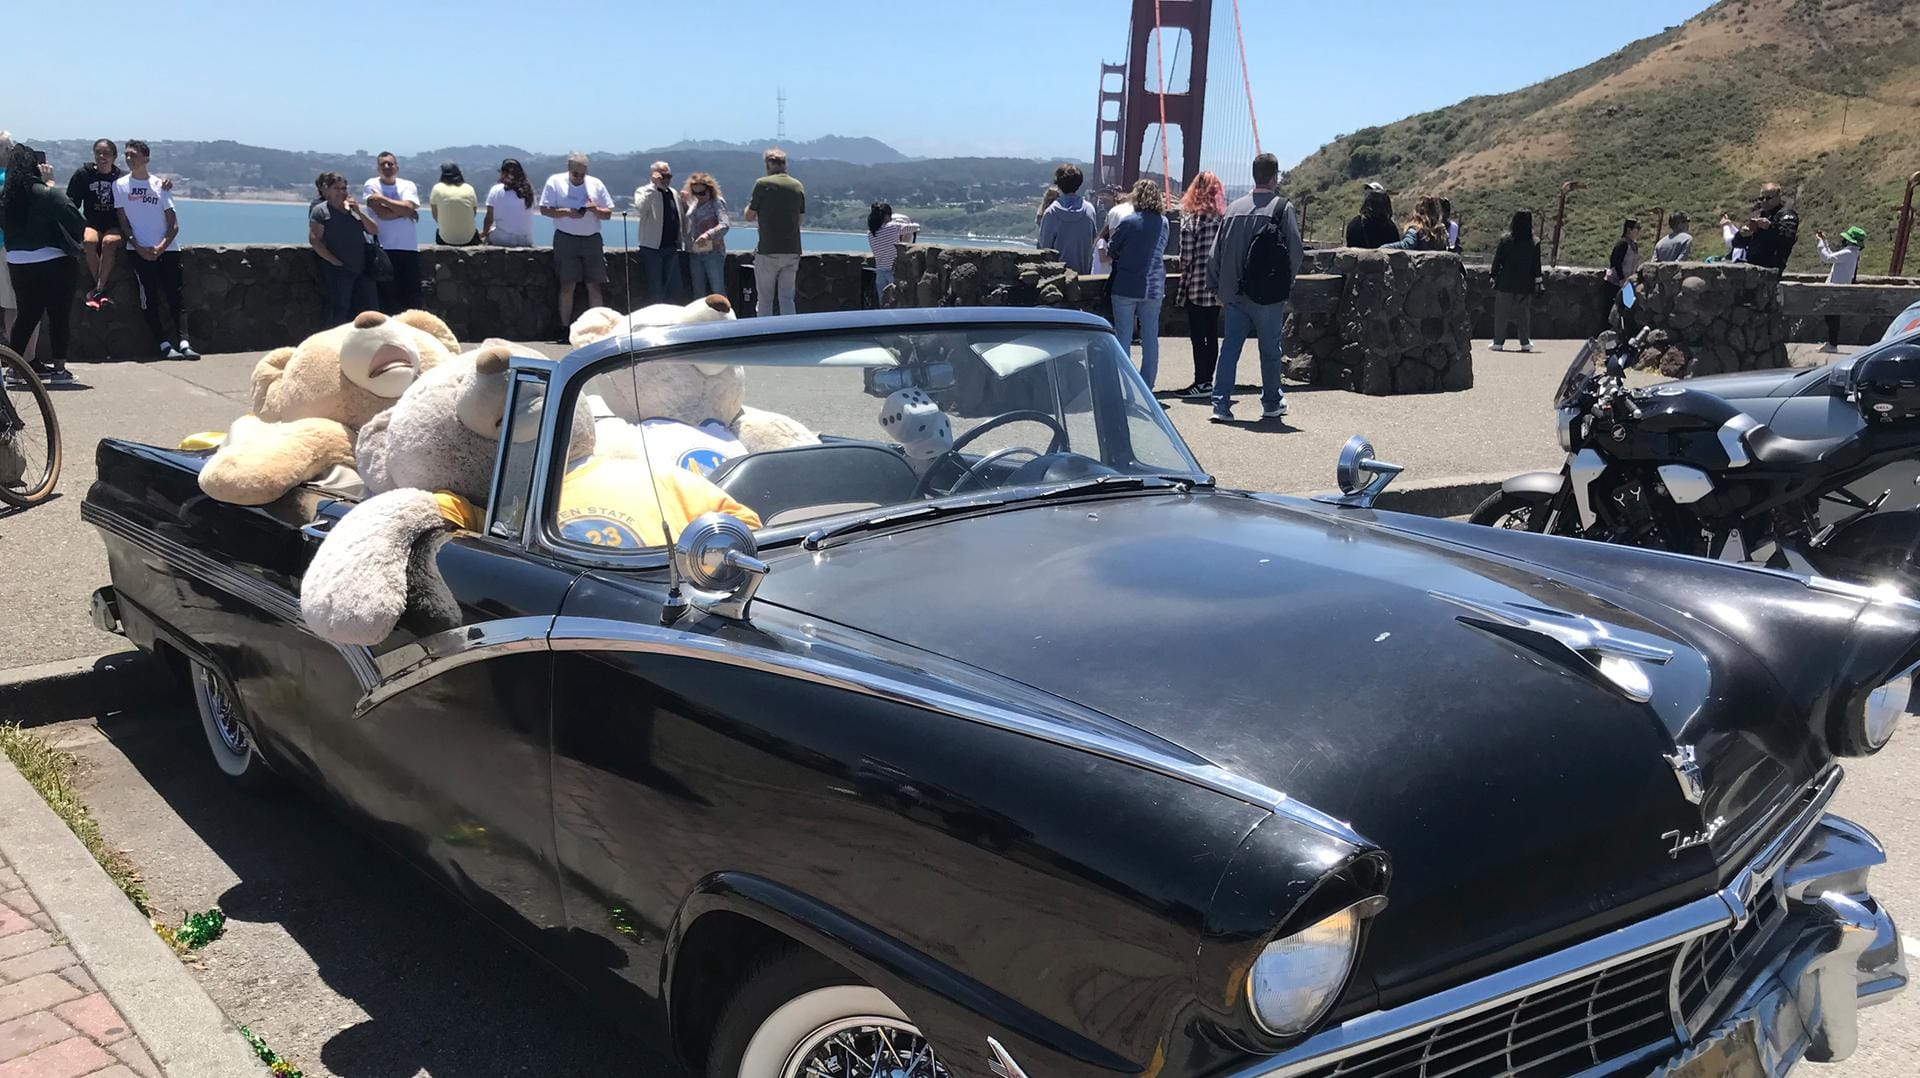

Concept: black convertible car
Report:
left=84, top=308, right=1911, bottom=1078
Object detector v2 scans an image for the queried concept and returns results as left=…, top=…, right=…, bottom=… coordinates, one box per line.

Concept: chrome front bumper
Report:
left=1247, top=796, right=1904, bottom=1078
left=1653, top=814, right=1906, bottom=1077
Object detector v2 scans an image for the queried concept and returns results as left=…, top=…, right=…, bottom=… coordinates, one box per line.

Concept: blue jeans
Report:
left=689, top=251, right=726, bottom=298
left=1213, top=298, right=1288, bottom=411
left=874, top=265, right=895, bottom=304
left=636, top=245, right=683, bottom=304
left=1111, top=294, right=1163, bottom=388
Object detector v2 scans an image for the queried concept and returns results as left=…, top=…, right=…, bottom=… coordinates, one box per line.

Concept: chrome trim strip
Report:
left=356, top=616, right=555, bottom=718
left=1236, top=895, right=1733, bottom=1078
left=545, top=616, right=1368, bottom=845
left=1720, top=767, right=1843, bottom=923
left=83, top=502, right=380, bottom=692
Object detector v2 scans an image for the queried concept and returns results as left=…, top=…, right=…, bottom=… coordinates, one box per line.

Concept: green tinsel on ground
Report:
left=238, top=1024, right=305, bottom=1078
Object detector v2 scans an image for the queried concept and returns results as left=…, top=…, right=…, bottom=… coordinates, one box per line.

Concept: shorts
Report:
left=552, top=230, right=608, bottom=285
left=83, top=212, right=122, bottom=240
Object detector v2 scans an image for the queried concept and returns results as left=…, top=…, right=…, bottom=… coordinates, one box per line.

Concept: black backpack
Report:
left=1239, top=199, right=1295, bottom=304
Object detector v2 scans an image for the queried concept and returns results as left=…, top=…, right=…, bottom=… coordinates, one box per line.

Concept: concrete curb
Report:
left=0, top=758, right=261, bottom=1076
left=0, top=651, right=177, bottom=727
left=1292, top=470, right=1511, bottom=520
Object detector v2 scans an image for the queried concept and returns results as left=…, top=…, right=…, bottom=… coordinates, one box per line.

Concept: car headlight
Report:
left=1247, top=898, right=1382, bottom=1037
left=1862, top=668, right=1913, bottom=751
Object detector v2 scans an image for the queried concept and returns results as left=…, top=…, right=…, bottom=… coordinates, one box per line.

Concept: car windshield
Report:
left=547, top=323, right=1205, bottom=551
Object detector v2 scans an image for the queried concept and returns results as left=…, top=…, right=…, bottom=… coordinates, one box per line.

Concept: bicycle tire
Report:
left=0, top=346, right=61, bottom=508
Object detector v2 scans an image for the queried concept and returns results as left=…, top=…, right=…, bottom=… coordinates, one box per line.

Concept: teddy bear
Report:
left=567, top=294, right=817, bottom=474
left=197, top=309, right=460, bottom=506
left=302, top=342, right=761, bottom=646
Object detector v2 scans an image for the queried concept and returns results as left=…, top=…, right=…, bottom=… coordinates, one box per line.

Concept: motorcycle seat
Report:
left=1742, top=426, right=1867, bottom=469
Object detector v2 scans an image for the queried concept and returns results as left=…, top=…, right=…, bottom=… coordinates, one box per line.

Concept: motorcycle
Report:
left=1471, top=330, right=1920, bottom=591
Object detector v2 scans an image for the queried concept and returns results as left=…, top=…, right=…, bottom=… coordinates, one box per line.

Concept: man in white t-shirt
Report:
left=113, top=140, right=195, bottom=359
left=538, top=151, right=613, bottom=342
left=362, top=151, right=422, bottom=313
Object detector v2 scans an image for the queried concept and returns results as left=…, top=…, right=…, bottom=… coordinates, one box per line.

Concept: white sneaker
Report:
left=1262, top=400, right=1289, bottom=419
left=1490, top=343, right=1505, bottom=351
left=1818, top=343, right=1839, bottom=354
left=176, top=340, right=200, bottom=359
left=161, top=342, right=182, bottom=359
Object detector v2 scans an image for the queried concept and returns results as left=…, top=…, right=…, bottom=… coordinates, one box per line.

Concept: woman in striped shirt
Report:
left=867, top=202, right=920, bottom=305
left=1174, top=171, right=1226, bottom=398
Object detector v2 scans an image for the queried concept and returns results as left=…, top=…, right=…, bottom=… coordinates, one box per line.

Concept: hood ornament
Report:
left=1313, top=435, right=1405, bottom=509
left=1665, top=744, right=1706, bottom=804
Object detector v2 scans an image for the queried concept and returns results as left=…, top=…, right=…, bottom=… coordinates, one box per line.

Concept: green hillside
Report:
left=1284, top=0, right=1920, bottom=274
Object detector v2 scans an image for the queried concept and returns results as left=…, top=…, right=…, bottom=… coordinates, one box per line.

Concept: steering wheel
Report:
left=912, top=410, right=1071, bottom=499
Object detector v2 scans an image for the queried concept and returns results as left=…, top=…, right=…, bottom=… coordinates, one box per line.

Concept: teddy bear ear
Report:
left=353, top=311, right=388, bottom=330
left=703, top=295, right=732, bottom=315
left=474, top=347, right=513, bottom=375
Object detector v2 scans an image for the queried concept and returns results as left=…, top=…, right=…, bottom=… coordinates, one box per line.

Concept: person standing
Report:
left=1815, top=226, right=1865, bottom=354
left=308, top=172, right=380, bottom=323
left=1174, top=171, right=1225, bottom=398
left=1208, top=153, right=1302, bottom=422
left=538, top=151, right=614, bottom=337
left=1441, top=197, right=1461, bottom=252
left=67, top=139, right=124, bottom=308
left=1607, top=218, right=1643, bottom=333
left=1653, top=212, right=1693, bottom=262
left=362, top=152, right=422, bottom=312
left=1036, top=164, right=1098, bottom=274
left=683, top=172, right=730, bottom=298
left=2, top=144, right=85, bottom=383
left=1738, top=183, right=1800, bottom=270
left=0, top=132, right=16, bottom=343
left=1096, top=190, right=1135, bottom=276
left=1344, top=183, right=1399, bottom=248
left=481, top=158, right=536, bottom=247
left=866, top=202, right=920, bottom=304
left=744, top=148, right=805, bottom=317
left=429, top=162, right=478, bottom=246
left=1489, top=211, right=1542, bottom=352
left=1108, top=179, right=1168, bottom=391
left=114, top=140, right=194, bottom=359
left=633, top=161, right=689, bottom=304
left=1034, top=184, right=1061, bottom=229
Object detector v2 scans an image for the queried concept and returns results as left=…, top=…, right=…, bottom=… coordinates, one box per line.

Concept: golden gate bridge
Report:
left=1092, top=0, right=1264, bottom=198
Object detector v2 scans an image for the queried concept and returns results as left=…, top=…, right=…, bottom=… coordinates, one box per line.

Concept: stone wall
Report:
left=56, top=245, right=882, bottom=359
left=1462, top=266, right=1614, bottom=342
left=1627, top=261, right=1790, bottom=377
left=1284, top=249, right=1474, bottom=394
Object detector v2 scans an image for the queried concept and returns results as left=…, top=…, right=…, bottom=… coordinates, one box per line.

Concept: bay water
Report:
left=171, top=198, right=1018, bottom=252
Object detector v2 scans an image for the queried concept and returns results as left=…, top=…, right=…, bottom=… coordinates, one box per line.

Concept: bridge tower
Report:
left=1093, top=0, right=1212, bottom=193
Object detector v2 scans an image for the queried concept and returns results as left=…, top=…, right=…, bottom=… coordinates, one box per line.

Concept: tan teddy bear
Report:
left=197, top=309, right=460, bottom=506
left=567, top=295, right=817, bottom=473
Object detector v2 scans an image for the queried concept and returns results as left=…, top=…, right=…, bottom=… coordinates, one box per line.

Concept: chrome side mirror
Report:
left=669, top=513, right=768, bottom=622
left=1315, top=435, right=1405, bottom=509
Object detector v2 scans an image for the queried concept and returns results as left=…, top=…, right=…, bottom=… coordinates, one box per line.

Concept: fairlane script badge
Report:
left=1663, top=816, right=1726, bottom=858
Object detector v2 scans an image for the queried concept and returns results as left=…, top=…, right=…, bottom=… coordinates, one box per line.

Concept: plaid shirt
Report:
left=1175, top=211, right=1223, bottom=307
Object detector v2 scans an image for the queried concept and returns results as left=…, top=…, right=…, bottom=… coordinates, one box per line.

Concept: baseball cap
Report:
left=1363, top=182, right=1388, bottom=193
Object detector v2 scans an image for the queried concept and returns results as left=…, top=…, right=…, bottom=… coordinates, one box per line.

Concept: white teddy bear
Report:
left=568, top=294, right=818, bottom=477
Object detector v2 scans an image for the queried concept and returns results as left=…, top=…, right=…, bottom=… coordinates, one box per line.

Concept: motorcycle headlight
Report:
left=1860, top=667, right=1913, bottom=752
left=1247, top=898, right=1381, bottom=1037
left=1556, top=407, right=1580, bottom=452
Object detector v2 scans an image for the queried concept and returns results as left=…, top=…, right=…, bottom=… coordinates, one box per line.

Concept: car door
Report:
left=295, top=365, right=579, bottom=946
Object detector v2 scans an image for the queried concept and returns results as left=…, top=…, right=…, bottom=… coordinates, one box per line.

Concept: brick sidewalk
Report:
left=0, top=852, right=161, bottom=1078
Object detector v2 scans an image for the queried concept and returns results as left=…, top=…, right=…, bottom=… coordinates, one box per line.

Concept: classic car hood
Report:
left=755, top=490, right=1843, bottom=1001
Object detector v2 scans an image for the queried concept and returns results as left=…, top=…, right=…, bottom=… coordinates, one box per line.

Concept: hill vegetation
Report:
left=1283, top=0, right=1920, bottom=274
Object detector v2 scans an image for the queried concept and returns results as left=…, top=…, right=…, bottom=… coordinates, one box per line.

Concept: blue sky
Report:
left=4, top=0, right=1713, bottom=167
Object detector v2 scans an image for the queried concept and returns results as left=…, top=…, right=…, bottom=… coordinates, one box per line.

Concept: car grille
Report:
left=1675, top=884, right=1788, bottom=1035
left=1298, top=949, right=1678, bottom=1078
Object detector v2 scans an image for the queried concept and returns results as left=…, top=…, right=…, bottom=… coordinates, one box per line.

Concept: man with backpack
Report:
left=1208, top=153, right=1302, bottom=422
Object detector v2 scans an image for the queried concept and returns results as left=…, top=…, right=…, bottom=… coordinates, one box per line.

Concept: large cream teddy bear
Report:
left=302, top=343, right=760, bottom=645
left=568, top=295, right=817, bottom=475
left=197, top=310, right=460, bottom=505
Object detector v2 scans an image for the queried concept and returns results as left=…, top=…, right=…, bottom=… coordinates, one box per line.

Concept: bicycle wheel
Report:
left=0, top=346, right=61, bottom=508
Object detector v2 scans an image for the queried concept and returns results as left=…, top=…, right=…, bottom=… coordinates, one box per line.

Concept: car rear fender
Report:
left=664, top=871, right=1135, bottom=1078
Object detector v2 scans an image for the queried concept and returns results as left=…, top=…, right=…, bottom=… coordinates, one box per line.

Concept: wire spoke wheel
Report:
left=0, top=346, right=61, bottom=508
left=781, top=1018, right=947, bottom=1078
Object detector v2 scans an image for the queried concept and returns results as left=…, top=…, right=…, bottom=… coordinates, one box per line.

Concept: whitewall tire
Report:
left=189, top=659, right=272, bottom=791
left=709, top=951, right=947, bottom=1078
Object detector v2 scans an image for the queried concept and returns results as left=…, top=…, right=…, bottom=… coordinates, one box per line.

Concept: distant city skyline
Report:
left=5, top=0, right=1714, bottom=168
